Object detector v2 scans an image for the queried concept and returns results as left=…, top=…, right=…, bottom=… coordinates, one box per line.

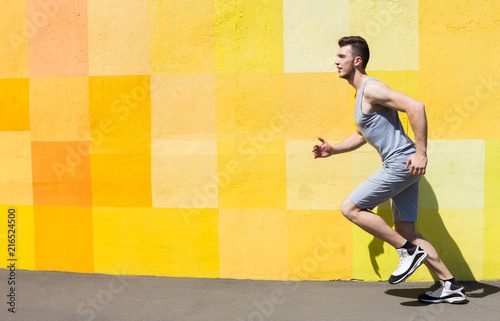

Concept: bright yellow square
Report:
left=151, top=75, right=216, bottom=140
left=420, top=0, right=500, bottom=139
left=420, top=140, right=484, bottom=210
left=88, top=0, right=149, bottom=76
left=30, top=77, right=90, bottom=141
left=150, top=0, right=215, bottom=74
left=283, top=0, right=350, bottom=72
left=0, top=78, right=30, bottom=131
left=215, top=0, right=283, bottom=73
left=0, top=205, right=35, bottom=270
left=0, top=1, right=28, bottom=78
left=91, top=153, right=152, bottom=207
left=352, top=209, right=398, bottom=281
left=285, top=73, right=352, bottom=140
left=288, top=210, right=352, bottom=280
left=0, top=132, right=33, bottom=205
left=417, top=209, right=483, bottom=281
left=89, top=75, right=151, bottom=154
left=34, top=205, right=94, bottom=273
left=216, top=74, right=285, bottom=140
left=217, top=140, right=286, bottom=209
left=483, top=209, right=500, bottom=279
left=93, top=207, right=219, bottom=277
left=286, top=141, right=352, bottom=210
left=485, top=140, right=500, bottom=210
left=152, top=140, right=218, bottom=208
left=350, top=0, right=419, bottom=71
left=219, top=209, right=288, bottom=280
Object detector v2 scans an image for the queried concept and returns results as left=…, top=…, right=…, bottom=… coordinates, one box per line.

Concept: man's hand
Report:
left=405, top=153, right=427, bottom=175
left=312, top=137, right=333, bottom=159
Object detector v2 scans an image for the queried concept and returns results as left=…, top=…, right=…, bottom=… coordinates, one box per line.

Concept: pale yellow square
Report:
left=151, top=75, right=216, bottom=140
left=283, top=0, right=350, bottom=72
left=217, top=140, right=287, bottom=209
left=0, top=1, right=29, bottom=78
left=152, top=140, right=218, bottom=208
left=286, top=140, right=352, bottom=210
left=0, top=132, right=33, bottom=205
left=30, top=77, right=90, bottom=141
left=421, top=140, right=484, bottom=210
left=219, top=209, right=288, bottom=280
left=350, top=0, right=419, bottom=71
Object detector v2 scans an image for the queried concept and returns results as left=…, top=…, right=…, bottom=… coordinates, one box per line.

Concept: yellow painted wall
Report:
left=1, top=0, right=499, bottom=282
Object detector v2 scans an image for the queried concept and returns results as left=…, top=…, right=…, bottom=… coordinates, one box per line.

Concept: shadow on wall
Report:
left=368, top=176, right=500, bottom=300
left=368, top=176, right=474, bottom=281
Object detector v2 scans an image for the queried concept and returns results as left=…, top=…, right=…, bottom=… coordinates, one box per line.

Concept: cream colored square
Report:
left=88, top=0, right=149, bottom=76
left=350, top=0, right=419, bottom=71
left=0, top=132, right=33, bottom=205
left=283, top=0, right=350, bottom=72
left=219, top=209, right=288, bottom=280
left=152, top=140, right=218, bottom=208
left=286, top=140, right=352, bottom=210
left=30, top=77, right=90, bottom=141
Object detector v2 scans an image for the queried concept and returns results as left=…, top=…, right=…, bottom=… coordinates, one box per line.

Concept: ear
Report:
left=354, top=56, right=363, bottom=67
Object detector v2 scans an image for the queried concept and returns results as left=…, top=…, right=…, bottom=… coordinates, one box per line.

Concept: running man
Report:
left=313, top=36, right=466, bottom=304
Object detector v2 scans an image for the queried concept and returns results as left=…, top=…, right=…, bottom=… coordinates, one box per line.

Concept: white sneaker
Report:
left=388, top=246, right=428, bottom=284
left=418, top=280, right=467, bottom=304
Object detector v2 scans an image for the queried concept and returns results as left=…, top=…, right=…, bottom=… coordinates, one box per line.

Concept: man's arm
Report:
left=363, top=81, right=428, bottom=175
left=313, top=128, right=366, bottom=159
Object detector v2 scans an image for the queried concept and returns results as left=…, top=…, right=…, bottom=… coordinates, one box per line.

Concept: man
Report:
left=312, top=36, right=466, bottom=304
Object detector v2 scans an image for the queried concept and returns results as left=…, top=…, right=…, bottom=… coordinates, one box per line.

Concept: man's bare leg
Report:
left=394, top=221, right=453, bottom=280
left=341, top=198, right=407, bottom=248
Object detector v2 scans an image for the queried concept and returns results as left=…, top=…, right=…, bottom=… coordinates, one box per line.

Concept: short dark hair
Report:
left=338, top=36, right=370, bottom=69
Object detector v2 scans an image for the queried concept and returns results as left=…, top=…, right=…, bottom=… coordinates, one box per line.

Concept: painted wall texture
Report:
left=1, top=0, right=499, bottom=282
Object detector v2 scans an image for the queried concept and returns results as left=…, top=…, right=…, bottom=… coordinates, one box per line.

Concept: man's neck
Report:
left=348, top=70, right=369, bottom=91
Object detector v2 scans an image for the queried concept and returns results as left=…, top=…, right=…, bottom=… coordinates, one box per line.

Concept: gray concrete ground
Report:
left=1, top=269, right=499, bottom=321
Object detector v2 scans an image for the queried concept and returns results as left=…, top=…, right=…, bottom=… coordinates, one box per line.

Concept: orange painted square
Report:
left=34, top=205, right=93, bottom=273
left=0, top=78, right=30, bottom=131
left=31, top=141, right=92, bottom=207
left=28, top=0, right=88, bottom=77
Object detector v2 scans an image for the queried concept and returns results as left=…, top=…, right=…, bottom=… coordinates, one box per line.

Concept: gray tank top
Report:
left=354, top=77, right=415, bottom=168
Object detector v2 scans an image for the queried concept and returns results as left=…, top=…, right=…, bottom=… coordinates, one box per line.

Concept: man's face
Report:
left=335, top=45, right=355, bottom=79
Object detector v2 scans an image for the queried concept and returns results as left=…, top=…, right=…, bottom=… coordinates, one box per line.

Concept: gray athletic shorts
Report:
left=349, top=163, right=421, bottom=222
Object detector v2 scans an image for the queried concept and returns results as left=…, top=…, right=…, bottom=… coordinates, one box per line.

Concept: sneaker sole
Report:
left=419, top=296, right=468, bottom=304
left=389, top=252, right=428, bottom=285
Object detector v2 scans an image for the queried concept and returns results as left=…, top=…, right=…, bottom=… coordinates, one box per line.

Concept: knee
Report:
left=341, top=198, right=358, bottom=222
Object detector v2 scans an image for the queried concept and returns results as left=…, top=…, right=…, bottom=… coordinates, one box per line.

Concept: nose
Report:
left=334, top=57, right=340, bottom=65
